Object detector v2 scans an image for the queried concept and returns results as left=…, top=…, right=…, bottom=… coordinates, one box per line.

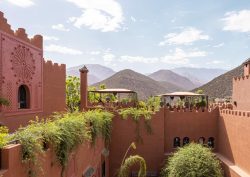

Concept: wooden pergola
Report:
left=158, top=91, right=208, bottom=109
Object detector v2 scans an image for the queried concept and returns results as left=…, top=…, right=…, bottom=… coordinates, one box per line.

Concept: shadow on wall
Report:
left=218, top=115, right=235, bottom=164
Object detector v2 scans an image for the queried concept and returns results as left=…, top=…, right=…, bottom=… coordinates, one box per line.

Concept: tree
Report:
left=161, top=143, right=223, bottom=177
left=66, top=76, right=80, bottom=112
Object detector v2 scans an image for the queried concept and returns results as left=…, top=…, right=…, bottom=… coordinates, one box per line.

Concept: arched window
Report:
left=18, top=85, right=30, bottom=109
left=173, top=137, right=181, bottom=148
left=208, top=137, right=215, bottom=148
left=183, top=137, right=190, bottom=146
left=198, top=137, right=205, bottom=145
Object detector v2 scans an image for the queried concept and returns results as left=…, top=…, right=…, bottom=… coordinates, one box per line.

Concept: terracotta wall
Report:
left=232, top=76, right=250, bottom=110
left=43, top=60, right=66, bottom=116
left=109, top=108, right=220, bottom=176
left=0, top=60, right=66, bottom=132
left=0, top=138, right=107, bottom=177
left=109, top=110, right=165, bottom=176
left=218, top=110, right=250, bottom=175
left=164, top=108, right=219, bottom=153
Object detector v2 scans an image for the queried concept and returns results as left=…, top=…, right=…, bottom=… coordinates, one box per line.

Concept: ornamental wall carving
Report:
left=0, top=31, right=43, bottom=115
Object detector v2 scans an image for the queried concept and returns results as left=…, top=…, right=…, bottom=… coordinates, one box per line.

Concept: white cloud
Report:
left=5, top=0, right=34, bottom=7
left=161, top=48, right=207, bottom=64
left=213, top=43, right=224, bottom=48
left=103, top=52, right=115, bottom=62
left=171, top=18, right=176, bottom=23
left=89, top=51, right=100, bottom=55
left=52, top=24, right=70, bottom=31
left=206, top=60, right=224, bottom=65
left=159, top=27, right=210, bottom=46
left=119, top=56, right=158, bottom=63
left=115, top=48, right=205, bottom=65
left=67, top=0, right=124, bottom=32
left=131, top=16, right=136, bottom=22
left=43, top=35, right=59, bottom=41
left=222, top=10, right=250, bottom=32
left=44, top=44, right=82, bottom=55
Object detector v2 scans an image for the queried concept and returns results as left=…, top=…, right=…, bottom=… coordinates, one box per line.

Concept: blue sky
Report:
left=1, top=0, right=250, bottom=73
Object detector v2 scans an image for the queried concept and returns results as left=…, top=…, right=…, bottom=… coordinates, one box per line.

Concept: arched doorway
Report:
left=18, top=85, right=30, bottom=109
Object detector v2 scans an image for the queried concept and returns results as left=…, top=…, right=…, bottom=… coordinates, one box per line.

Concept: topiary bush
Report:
left=161, top=143, right=223, bottom=177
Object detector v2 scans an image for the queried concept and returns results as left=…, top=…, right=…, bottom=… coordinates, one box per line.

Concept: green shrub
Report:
left=0, top=126, right=9, bottom=148
left=161, top=143, right=223, bottom=177
left=0, top=97, right=10, bottom=106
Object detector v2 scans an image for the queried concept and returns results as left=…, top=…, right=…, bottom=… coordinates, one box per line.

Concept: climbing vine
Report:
left=118, top=97, right=161, bottom=143
left=9, top=110, right=114, bottom=177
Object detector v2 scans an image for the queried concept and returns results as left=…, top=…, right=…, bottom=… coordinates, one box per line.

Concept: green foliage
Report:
left=88, top=86, right=99, bottom=103
left=88, top=84, right=117, bottom=104
left=0, top=126, right=9, bottom=148
left=118, top=108, right=153, bottom=143
left=0, top=97, right=10, bottom=106
left=146, top=96, right=161, bottom=112
left=196, top=89, right=204, bottom=94
left=161, top=143, right=223, bottom=177
left=118, top=155, right=147, bottom=177
left=118, top=96, right=161, bottom=143
left=10, top=110, right=114, bottom=177
left=66, top=76, right=80, bottom=112
left=84, top=109, right=113, bottom=147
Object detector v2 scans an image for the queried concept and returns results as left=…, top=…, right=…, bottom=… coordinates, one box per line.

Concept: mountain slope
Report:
left=158, top=81, right=184, bottom=92
left=193, top=65, right=243, bottom=99
left=93, top=69, right=173, bottom=99
left=67, top=64, right=116, bottom=84
left=171, top=67, right=227, bottom=85
left=149, top=70, right=197, bottom=90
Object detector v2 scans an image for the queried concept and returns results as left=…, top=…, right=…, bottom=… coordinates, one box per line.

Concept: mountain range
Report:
left=148, top=70, right=198, bottom=90
left=67, top=64, right=115, bottom=85
left=194, top=65, right=243, bottom=99
left=92, top=69, right=170, bottom=99
left=171, top=67, right=227, bottom=86
left=67, top=64, right=229, bottom=99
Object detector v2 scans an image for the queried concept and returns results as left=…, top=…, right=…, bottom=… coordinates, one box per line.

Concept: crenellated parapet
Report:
left=43, top=60, right=66, bottom=71
left=165, top=106, right=217, bottom=113
left=0, top=11, right=43, bottom=49
left=233, top=75, right=250, bottom=82
left=220, top=109, right=250, bottom=117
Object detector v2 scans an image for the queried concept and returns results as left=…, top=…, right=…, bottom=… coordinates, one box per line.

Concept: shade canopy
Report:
left=158, top=91, right=206, bottom=97
left=89, top=88, right=136, bottom=94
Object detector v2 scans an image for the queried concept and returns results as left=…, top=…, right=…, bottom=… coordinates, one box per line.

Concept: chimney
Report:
left=243, top=59, right=250, bottom=77
left=79, top=65, right=89, bottom=111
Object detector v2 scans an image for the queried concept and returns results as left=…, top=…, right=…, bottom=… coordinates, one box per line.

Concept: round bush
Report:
left=161, top=143, right=223, bottom=177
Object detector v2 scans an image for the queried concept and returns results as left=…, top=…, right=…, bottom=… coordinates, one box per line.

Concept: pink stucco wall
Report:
left=0, top=138, right=107, bottom=177
left=0, top=11, right=66, bottom=131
